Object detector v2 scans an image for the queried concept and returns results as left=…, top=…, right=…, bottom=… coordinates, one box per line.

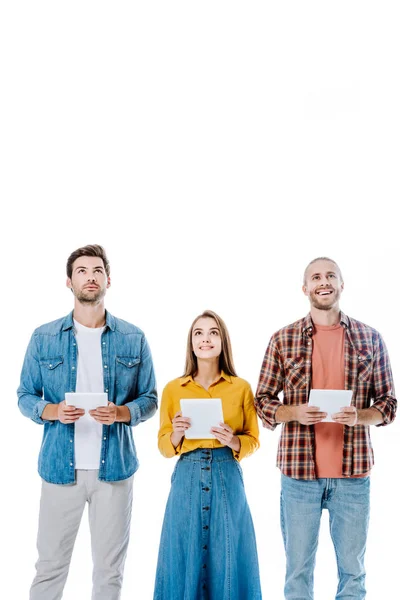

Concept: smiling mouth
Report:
left=200, top=346, right=213, bottom=350
left=316, top=289, right=333, bottom=296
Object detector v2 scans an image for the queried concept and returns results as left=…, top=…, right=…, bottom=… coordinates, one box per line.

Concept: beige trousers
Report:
left=30, top=470, right=134, bottom=600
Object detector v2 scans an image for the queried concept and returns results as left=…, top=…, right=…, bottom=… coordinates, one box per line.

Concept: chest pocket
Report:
left=284, top=357, right=308, bottom=390
left=39, top=356, right=64, bottom=393
left=357, top=351, right=373, bottom=383
left=116, top=356, right=140, bottom=391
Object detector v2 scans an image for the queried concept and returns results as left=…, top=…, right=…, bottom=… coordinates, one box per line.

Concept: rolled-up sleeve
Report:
left=371, top=334, right=396, bottom=426
left=254, top=337, right=285, bottom=430
left=125, top=335, right=158, bottom=426
left=158, top=384, right=180, bottom=458
left=17, top=334, right=53, bottom=425
left=235, top=384, right=260, bottom=461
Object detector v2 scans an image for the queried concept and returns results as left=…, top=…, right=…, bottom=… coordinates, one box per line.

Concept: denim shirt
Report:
left=17, top=310, right=158, bottom=484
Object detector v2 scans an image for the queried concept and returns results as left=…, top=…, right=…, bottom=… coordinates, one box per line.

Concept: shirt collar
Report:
left=179, top=370, right=233, bottom=386
left=62, top=309, right=115, bottom=332
left=302, top=311, right=349, bottom=334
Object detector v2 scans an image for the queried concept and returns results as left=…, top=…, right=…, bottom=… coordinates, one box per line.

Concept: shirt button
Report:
left=49, top=364, right=52, bottom=368
left=128, top=362, right=132, bottom=366
left=102, top=460, right=105, bottom=464
left=102, top=342, right=106, bottom=345
left=105, top=389, right=109, bottom=393
left=104, top=365, right=108, bottom=369
left=308, top=341, right=311, bottom=345
left=70, top=463, right=73, bottom=467
left=70, top=439, right=73, bottom=443
left=103, top=437, right=107, bottom=440
left=73, top=343, right=76, bottom=347
left=72, top=366, right=75, bottom=370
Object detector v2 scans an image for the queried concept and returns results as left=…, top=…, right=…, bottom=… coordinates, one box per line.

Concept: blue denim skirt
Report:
left=154, top=447, right=262, bottom=600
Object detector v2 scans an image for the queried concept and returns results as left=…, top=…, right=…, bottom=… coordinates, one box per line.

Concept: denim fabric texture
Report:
left=154, top=447, right=262, bottom=600
left=18, top=310, right=157, bottom=483
left=280, top=474, right=370, bottom=600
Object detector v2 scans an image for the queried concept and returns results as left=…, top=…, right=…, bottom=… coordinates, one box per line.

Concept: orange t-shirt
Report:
left=312, top=323, right=346, bottom=478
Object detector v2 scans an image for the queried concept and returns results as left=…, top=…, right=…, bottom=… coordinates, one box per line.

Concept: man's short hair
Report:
left=303, top=256, right=343, bottom=285
left=66, top=245, right=110, bottom=279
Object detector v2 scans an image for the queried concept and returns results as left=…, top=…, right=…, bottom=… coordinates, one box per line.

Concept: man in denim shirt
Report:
left=18, top=244, right=157, bottom=600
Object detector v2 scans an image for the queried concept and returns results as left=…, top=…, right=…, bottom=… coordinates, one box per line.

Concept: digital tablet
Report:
left=308, top=389, right=353, bottom=423
left=180, top=398, right=224, bottom=439
left=65, top=392, right=108, bottom=411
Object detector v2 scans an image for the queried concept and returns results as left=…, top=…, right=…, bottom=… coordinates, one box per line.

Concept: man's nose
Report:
left=87, top=274, right=97, bottom=281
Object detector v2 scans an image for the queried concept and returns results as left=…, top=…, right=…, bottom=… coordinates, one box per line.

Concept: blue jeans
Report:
left=280, top=474, right=370, bottom=600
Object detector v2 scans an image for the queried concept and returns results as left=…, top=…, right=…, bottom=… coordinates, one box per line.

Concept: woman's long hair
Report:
left=183, top=310, right=237, bottom=377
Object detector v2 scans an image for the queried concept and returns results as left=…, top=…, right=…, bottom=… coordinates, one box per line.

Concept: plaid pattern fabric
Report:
left=255, top=312, right=396, bottom=479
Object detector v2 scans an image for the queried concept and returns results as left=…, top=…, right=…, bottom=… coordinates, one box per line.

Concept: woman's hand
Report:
left=170, top=411, right=191, bottom=448
left=211, top=422, right=241, bottom=453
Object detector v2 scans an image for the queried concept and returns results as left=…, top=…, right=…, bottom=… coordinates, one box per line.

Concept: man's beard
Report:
left=309, top=290, right=339, bottom=311
left=73, top=287, right=106, bottom=304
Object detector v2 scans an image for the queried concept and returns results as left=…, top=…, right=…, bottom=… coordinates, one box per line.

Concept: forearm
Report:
left=41, top=404, right=59, bottom=421
left=116, top=405, right=131, bottom=423
left=228, top=435, right=240, bottom=453
left=276, top=404, right=296, bottom=423
left=170, top=431, right=183, bottom=448
left=357, top=407, right=383, bottom=425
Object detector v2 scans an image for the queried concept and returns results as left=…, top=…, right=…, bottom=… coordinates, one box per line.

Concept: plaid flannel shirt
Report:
left=255, top=312, right=396, bottom=479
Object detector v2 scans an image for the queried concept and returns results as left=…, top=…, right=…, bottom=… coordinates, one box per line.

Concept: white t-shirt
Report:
left=73, top=319, right=106, bottom=469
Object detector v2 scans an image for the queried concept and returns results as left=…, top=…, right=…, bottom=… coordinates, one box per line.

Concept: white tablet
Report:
left=65, top=392, right=108, bottom=411
left=308, top=389, right=353, bottom=423
left=180, top=398, right=224, bottom=439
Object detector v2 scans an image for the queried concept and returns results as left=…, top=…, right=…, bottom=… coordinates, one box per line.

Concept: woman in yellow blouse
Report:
left=154, top=310, right=262, bottom=600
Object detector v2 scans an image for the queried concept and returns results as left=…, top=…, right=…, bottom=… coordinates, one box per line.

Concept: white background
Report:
left=1, top=2, right=399, bottom=599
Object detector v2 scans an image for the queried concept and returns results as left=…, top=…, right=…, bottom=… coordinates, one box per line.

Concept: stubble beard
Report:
left=73, top=287, right=106, bottom=305
left=310, top=289, right=340, bottom=311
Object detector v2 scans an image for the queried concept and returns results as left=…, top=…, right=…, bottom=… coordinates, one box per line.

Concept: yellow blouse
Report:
left=158, top=371, right=260, bottom=462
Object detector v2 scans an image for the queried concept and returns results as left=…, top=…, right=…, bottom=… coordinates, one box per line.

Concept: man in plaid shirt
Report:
left=255, top=257, right=396, bottom=600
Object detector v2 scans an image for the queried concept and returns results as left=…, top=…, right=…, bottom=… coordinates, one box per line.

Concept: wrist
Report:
left=42, top=403, right=59, bottom=421
left=230, top=435, right=241, bottom=453
left=276, top=405, right=297, bottom=423
left=170, top=431, right=184, bottom=449
left=116, top=405, right=131, bottom=423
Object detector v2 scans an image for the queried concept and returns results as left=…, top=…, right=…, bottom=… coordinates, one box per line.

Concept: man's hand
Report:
left=89, top=402, right=118, bottom=425
left=58, top=400, right=85, bottom=424
left=332, top=406, right=358, bottom=426
left=293, top=405, right=327, bottom=425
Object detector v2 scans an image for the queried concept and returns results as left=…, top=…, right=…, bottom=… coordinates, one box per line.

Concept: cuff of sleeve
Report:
left=159, top=436, right=181, bottom=458
left=127, top=402, right=141, bottom=426
left=33, top=401, right=54, bottom=425
left=258, top=399, right=282, bottom=430
left=370, top=401, right=391, bottom=426
left=234, top=436, right=249, bottom=461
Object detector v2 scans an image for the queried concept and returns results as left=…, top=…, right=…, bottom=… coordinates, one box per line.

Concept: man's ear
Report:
left=66, top=278, right=72, bottom=290
left=107, top=276, right=111, bottom=289
left=302, top=284, right=309, bottom=297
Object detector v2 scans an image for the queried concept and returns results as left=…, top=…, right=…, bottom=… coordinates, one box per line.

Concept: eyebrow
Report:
left=311, top=271, right=336, bottom=277
left=74, top=265, right=104, bottom=272
left=193, top=327, right=220, bottom=333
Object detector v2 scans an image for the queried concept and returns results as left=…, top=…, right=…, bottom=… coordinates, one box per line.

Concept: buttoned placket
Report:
left=200, top=449, right=212, bottom=595
left=303, top=327, right=316, bottom=476
left=68, top=331, right=78, bottom=475
left=99, top=328, right=110, bottom=478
